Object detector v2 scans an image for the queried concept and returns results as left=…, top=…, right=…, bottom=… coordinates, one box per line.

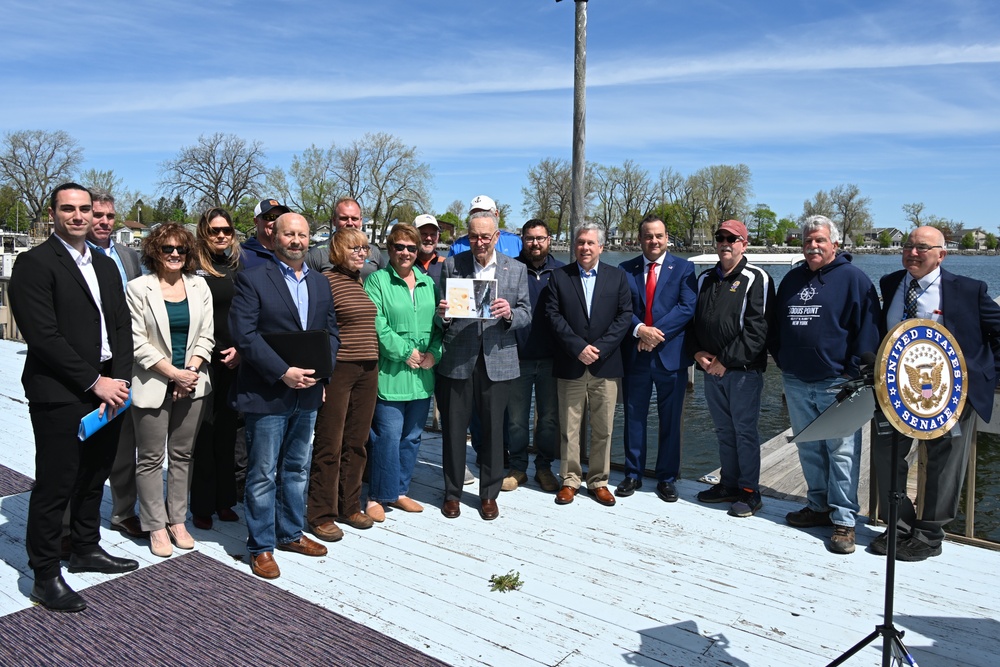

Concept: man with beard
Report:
left=770, top=215, right=880, bottom=555
left=230, top=212, right=340, bottom=578
left=503, top=218, right=565, bottom=493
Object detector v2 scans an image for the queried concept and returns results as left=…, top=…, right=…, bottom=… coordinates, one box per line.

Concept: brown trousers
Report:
left=307, top=359, right=378, bottom=524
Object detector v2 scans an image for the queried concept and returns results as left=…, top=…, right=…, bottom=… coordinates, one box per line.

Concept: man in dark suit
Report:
left=10, top=182, right=138, bottom=613
left=615, top=214, right=697, bottom=503
left=230, top=212, right=340, bottom=579
left=85, top=189, right=146, bottom=539
left=872, top=225, right=1000, bottom=561
left=436, top=209, right=531, bottom=521
left=546, top=222, right=632, bottom=507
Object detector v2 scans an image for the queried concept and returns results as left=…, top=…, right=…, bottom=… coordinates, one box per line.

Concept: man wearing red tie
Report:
left=616, top=215, right=697, bottom=502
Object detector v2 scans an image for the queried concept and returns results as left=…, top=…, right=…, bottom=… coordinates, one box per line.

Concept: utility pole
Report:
left=558, top=0, right=589, bottom=254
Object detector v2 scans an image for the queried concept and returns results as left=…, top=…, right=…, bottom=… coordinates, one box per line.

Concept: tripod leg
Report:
left=827, top=629, right=881, bottom=667
left=889, top=633, right=918, bottom=667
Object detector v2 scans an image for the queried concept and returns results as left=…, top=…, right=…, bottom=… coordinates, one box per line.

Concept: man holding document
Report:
left=10, top=182, right=138, bottom=613
left=230, top=212, right=340, bottom=579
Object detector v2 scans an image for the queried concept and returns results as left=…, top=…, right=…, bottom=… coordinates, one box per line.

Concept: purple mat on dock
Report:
left=0, top=464, right=33, bottom=497
left=0, top=551, right=450, bottom=667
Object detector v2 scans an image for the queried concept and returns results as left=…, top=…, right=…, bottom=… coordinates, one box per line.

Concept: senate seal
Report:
left=874, top=319, right=967, bottom=440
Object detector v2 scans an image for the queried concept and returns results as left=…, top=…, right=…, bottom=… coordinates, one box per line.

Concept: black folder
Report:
left=262, top=330, right=334, bottom=379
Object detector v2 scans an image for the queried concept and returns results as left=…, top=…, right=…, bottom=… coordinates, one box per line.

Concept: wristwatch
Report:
left=185, top=366, right=199, bottom=373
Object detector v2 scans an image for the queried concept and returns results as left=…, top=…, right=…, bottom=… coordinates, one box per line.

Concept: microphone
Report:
left=830, top=351, right=878, bottom=403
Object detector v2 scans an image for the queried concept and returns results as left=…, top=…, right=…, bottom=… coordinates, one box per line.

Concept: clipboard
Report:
left=262, top=330, right=334, bottom=379
left=78, top=393, right=132, bottom=441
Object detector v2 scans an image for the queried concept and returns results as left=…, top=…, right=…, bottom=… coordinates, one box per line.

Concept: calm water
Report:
left=550, top=250, right=1000, bottom=541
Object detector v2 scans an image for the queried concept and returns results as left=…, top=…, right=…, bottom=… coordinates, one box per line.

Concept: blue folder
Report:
left=77, top=393, right=132, bottom=441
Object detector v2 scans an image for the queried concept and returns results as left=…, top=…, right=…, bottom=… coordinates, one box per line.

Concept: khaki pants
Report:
left=557, top=370, right=619, bottom=489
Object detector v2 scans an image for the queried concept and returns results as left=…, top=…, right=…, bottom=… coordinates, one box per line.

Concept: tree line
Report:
left=0, top=129, right=981, bottom=247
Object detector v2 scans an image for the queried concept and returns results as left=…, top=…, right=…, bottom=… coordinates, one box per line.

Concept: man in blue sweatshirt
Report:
left=770, top=215, right=880, bottom=555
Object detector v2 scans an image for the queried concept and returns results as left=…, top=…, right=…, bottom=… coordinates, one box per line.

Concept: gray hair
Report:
left=802, top=215, right=841, bottom=244
left=90, top=188, right=115, bottom=206
left=468, top=210, right=499, bottom=231
left=574, top=222, right=605, bottom=246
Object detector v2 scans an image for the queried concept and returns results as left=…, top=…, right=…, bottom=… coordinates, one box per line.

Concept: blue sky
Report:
left=3, top=0, right=999, bottom=230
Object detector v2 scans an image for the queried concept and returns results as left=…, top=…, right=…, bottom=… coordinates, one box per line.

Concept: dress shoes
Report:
left=534, top=468, right=560, bottom=493
left=389, top=496, right=424, bottom=513
left=30, top=575, right=87, bottom=613
left=251, top=552, right=280, bottom=579
left=588, top=486, right=617, bottom=506
left=479, top=499, right=499, bottom=521
left=656, top=481, right=679, bottom=503
left=67, top=547, right=139, bottom=574
left=555, top=486, right=578, bottom=505
left=110, top=516, right=149, bottom=538
left=216, top=507, right=239, bottom=522
left=441, top=500, right=461, bottom=519
left=149, top=529, right=173, bottom=558
left=615, top=477, right=642, bottom=497
left=311, top=522, right=344, bottom=542
left=366, top=502, right=386, bottom=523
left=338, top=512, right=374, bottom=530
left=192, top=515, right=213, bottom=530
left=277, top=534, right=328, bottom=557
left=167, top=523, right=195, bottom=550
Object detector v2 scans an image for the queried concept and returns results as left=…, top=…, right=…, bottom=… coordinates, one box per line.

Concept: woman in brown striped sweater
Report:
left=306, top=228, right=381, bottom=542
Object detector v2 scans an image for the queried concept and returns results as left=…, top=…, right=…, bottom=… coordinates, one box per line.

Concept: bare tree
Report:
left=902, top=202, right=926, bottom=228
left=332, top=141, right=369, bottom=205
left=522, top=157, right=574, bottom=239
left=615, top=159, right=655, bottom=239
left=830, top=183, right=872, bottom=243
left=79, top=168, right=123, bottom=194
left=342, top=133, right=430, bottom=234
left=800, top=189, right=835, bottom=223
left=447, top=199, right=465, bottom=220
left=267, top=144, right=339, bottom=224
left=698, top=163, right=753, bottom=228
left=158, top=133, right=268, bottom=210
left=0, top=129, right=84, bottom=224
left=588, top=163, right=620, bottom=239
left=660, top=168, right=708, bottom=246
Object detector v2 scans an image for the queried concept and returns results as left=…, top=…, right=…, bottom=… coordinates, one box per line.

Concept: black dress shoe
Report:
left=656, top=481, right=679, bottom=503
left=30, top=575, right=86, bottom=613
left=110, top=516, right=149, bottom=538
left=68, top=548, right=139, bottom=574
left=615, top=477, right=642, bottom=497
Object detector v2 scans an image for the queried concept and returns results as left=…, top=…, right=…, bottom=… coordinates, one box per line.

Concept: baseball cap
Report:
left=717, top=219, right=748, bottom=241
left=254, top=199, right=291, bottom=218
left=414, top=214, right=439, bottom=229
left=469, top=195, right=497, bottom=214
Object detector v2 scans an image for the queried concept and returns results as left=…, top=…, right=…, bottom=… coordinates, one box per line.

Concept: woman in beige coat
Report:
left=128, top=223, right=214, bottom=558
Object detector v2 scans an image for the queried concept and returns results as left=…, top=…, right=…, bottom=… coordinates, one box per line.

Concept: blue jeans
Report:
left=507, top=359, right=558, bottom=473
left=369, top=397, right=431, bottom=503
left=781, top=374, right=861, bottom=527
left=243, top=404, right=317, bottom=555
left=703, top=370, right=763, bottom=492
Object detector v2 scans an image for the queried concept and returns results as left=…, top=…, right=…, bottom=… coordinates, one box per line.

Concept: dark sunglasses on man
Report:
left=714, top=234, right=741, bottom=244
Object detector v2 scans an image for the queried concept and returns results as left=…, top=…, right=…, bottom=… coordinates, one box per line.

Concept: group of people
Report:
left=10, top=182, right=998, bottom=613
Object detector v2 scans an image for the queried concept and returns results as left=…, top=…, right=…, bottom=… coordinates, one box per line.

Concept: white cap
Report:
left=469, top=195, right=497, bottom=214
left=414, top=214, right=439, bottom=229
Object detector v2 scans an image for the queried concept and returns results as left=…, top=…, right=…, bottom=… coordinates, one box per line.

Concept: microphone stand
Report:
left=827, top=407, right=918, bottom=667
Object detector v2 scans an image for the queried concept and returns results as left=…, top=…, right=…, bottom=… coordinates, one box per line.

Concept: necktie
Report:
left=904, top=278, right=919, bottom=319
left=644, top=261, right=656, bottom=326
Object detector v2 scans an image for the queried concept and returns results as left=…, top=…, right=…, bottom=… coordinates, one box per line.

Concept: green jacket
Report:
left=364, top=265, right=443, bottom=401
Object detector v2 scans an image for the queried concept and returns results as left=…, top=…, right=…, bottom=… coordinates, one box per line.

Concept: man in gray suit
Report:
left=85, top=190, right=145, bottom=539
left=436, top=210, right=530, bottom=520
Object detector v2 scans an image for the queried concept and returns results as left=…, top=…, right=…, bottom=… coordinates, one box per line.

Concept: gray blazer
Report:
left=115, top=240, right=142, bottom=281
left=438, top=251, right=531, bottom=382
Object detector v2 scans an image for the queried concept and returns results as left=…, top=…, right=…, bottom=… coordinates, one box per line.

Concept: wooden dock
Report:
left=1, top=338, right=999, bottom=666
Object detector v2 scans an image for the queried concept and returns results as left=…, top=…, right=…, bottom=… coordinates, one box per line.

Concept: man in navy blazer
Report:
left=616, top=215, right=697, bottom=503
left=230, top=213, right=340, bottom=579
left=10, top=183, right=138, bottom=612
left=872, top=225, right=1000, bottom=561
left=546, top=222, right=632, bottom=507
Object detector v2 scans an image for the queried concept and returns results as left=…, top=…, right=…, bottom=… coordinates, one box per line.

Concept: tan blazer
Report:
left=126, top=273, right=215, bottom=409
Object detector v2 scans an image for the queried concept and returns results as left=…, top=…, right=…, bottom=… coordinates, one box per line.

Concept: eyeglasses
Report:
left=715, top=234, right=741, bottom=244
left=392, top=243, right=418, bottom=253
left=523, top=235, right=550, bottom=244
left=161, top=245, right=189, bottom=255
left=902, top=243, right=943, bottom=253
left=468, top=233, right=496, bottom=244
left=349, top=245, right=371, bottom=255
left=209, top=226, right=234, bottom=236
left=261, top=212, right=280, bottom=222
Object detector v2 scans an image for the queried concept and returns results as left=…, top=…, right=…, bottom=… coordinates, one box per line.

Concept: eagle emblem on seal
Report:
left=902, top=362, right=944, bottom=410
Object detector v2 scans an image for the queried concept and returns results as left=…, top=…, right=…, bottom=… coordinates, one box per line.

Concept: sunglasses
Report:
left=714, top=234, right=741, bottom=244
left=161, top=245, right=189, bottom=255
left=392, top=243, right=418, bottom=253
left=209, top=226, right=234, bottom=236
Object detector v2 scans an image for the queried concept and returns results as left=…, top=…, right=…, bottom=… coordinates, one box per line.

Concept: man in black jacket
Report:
left=10, top=183, right=138, bottom=612
left=688, top=220, right=774, bottom=518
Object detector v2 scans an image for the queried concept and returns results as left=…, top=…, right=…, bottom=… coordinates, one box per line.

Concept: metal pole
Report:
left=569, top=0, right=588, bottom=258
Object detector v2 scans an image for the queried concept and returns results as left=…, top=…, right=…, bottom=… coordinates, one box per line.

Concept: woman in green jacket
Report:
left=364, top=223, right=443, bottom=519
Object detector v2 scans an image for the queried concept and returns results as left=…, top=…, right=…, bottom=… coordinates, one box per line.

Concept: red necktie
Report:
left=644, top=261, right=656, bottom=326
